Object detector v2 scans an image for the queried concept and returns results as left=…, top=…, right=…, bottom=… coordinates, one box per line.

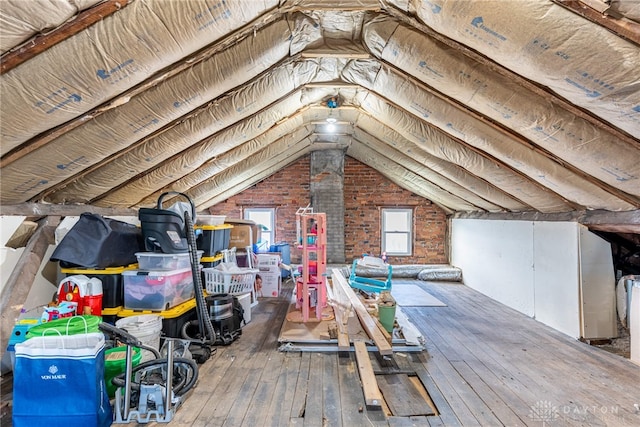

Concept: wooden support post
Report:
left=354, top=340, right=383, bottom=408
left=331, top=268, right=393, bottom=355
left=0, top=216, right=59, bottom=359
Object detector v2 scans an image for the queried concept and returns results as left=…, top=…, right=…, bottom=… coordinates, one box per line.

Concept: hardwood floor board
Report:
left=388, top=415, right=430, bottom=426
left=414, top=281, right=640, bottom=426
left=240, top=350, right=288, bottom=427
left=418, top=310, right=544, bottom=410
left=322, top=352, right=342, bottom=427
left=419, top=299, right=593, bottom=420
left=290, top=417, right=304, bottom=426
left=450, top=360, right=526, bottom=426
left=7, top=279, right=639, bottom=427
left=425, top=415, right=446, bottom=427
left=432, top=295, right=639, bottom=421
left=170, top=347, right=238, bottom=426
left=267, top=353, right=304, bottom=427
left=190, top=297, right=292, bottom=426
left=290, top=352, right=311, bottom=420
left=303, top=353, right=325, bottom=427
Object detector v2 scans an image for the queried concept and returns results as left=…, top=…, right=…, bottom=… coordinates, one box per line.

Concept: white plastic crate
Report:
left=203, top=266, right=258, bottom=295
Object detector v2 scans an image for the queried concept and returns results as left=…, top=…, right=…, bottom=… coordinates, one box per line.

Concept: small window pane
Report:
left=385, top=211, right=410, bottom=231
left=385, top=233, right=409, bottom=253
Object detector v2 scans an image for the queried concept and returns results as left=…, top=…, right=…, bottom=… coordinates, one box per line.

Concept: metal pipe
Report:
left=123, top=345, right=133, bottom=419
left=165, top=339, right=174, bottom=414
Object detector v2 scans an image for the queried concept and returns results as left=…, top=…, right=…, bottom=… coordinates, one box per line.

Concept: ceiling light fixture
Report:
left=325, top=96, right=339, bottom=129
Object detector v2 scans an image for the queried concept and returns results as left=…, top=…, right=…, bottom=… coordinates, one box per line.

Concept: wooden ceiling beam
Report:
left=552, top=0, right=640, bottom=46
left=0, top=0, right=133, bottom=75
left=0, top=203, right=136, bottom=217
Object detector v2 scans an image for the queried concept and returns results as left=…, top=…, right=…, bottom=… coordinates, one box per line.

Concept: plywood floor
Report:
left=3, top=278, right=640, bottom=426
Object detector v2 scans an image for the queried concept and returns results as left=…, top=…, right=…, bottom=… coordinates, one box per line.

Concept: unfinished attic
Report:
left=1, top=0, right=640, bottom=425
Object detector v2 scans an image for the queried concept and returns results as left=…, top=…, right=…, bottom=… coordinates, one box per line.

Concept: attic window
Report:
left=381, top=208, right=413, bottom=256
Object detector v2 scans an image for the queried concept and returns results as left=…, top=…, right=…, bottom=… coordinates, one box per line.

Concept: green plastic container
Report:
left=104, top=346, right=142, bottom=397
left=378, top=303, right=396, bottom=333
left=25, top=315, right=101, bottom=339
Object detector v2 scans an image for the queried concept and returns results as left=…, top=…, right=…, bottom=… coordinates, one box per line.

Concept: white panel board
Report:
left=579, top=226, right=617, bottom=339
left=0, top=216, right=26, bottom=247
left=631, top=282, right=640, bottom=366
left=533, top=222, right=580, bottom=338
left=1, top=247, right=24, bottom=296
left=451, top=219, right=535, bottom=316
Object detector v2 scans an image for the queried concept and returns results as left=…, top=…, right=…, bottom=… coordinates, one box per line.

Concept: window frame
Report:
left=381, top=208, right=413, bottom=256
left=243, top=207, right=275, bottom=250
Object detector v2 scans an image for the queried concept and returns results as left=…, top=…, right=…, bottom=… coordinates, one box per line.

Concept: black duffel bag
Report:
left=51, top=212, right=144, bottom=268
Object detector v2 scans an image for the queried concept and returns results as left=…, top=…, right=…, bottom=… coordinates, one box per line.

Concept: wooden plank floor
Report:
left=3, top=278, right=640, bottom=426
left=167, top=279, right=640, bottom=426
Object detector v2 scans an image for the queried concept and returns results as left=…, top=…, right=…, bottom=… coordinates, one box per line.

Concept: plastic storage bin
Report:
left=61, top=265, right=138, bottom=308
left=195, top=224, right=232, bottom=257
left=101, top=306, right=121, bottom=324
left=200, top=254, right=223, bottom=269
left=135, top=251, right=202, bottom=271
left=196, top=215, right=226, bottom=225
left=123, top=268, right=195, bottom=311
left=269, top=243, right=291, bottom=278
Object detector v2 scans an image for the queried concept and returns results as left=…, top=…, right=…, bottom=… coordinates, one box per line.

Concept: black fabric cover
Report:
left=51, top=213, right=144, bottom=268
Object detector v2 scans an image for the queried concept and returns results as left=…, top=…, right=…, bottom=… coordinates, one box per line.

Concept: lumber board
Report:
left=327, top=279, right=351, bottom=350
left=0, top=203, right=137, bottom=217
left=332, top=269, right=393, bottom=355
left=354, top=340, right=383, bottom=407
left=0, top=0, right=134, bottom=75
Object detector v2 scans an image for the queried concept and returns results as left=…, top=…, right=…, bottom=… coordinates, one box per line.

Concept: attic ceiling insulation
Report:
left=0, top=1, right=638, bottom=223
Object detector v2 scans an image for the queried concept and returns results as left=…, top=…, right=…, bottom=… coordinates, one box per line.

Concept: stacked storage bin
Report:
left=195, top=222, right=232, bottom=268
left=119, top=251, right=202, bottom=341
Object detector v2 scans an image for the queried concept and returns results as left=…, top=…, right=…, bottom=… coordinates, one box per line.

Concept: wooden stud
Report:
left=354, top=340, right=383, bottom=408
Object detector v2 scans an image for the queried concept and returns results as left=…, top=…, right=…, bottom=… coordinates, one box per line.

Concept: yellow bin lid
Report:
left=118, top=298, right=197, bottom=319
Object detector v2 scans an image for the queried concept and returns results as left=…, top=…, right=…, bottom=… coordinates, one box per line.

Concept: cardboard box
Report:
left=226, top=219, right=260, bottom=250
left=256, top=253, right=280, bottom=273
left=257, top=270, right=281, bottom=297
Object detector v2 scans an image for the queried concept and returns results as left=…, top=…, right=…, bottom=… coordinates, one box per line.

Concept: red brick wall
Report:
left=343, top=157, right=448, bottom=264
left=208, top=155, right=448, bottom=264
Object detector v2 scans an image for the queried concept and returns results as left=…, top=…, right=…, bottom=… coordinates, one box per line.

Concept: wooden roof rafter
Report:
left=0, top=0, right=134, bottom=75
